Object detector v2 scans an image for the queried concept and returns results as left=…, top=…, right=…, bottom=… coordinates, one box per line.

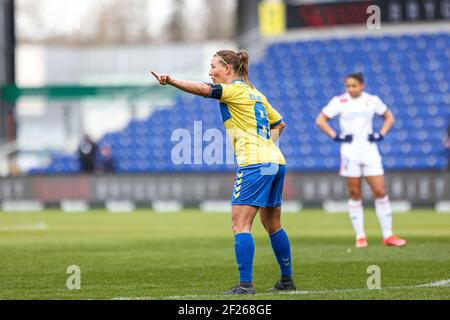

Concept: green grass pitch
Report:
left=0, top=209, right=449, bottom=300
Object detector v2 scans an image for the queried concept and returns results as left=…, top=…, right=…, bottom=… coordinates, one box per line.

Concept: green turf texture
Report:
left=0, top=209, right=449, bottom=300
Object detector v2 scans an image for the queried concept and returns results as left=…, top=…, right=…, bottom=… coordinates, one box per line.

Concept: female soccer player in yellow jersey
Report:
left=151, top=50, right=296, bottom=295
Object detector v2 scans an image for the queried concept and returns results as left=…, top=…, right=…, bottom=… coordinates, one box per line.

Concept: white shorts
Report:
left=339, top=155, right=384, bottom=177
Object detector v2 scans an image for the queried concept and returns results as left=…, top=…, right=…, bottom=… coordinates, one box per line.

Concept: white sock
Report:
left=375, top=196, right=393, bottom=239
left=348, top=199, right=366, bottom=239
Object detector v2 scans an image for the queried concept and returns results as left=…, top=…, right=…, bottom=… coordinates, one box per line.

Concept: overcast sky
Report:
left=38, top=0, right=94, bottom=32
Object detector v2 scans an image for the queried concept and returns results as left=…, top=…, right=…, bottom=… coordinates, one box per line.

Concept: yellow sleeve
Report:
left=219, top=83, right=241, bottom=103
left=265, top=99, right=283, bottom=128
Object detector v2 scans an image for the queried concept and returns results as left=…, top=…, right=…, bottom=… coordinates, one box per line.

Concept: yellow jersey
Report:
left=207, top=80, right=286, bottom=167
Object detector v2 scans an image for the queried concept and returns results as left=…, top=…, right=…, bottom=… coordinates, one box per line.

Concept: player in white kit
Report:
left=316, top=73, right=407, bottom=248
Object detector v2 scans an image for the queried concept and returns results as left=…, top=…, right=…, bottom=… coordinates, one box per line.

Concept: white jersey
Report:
left=322, top=92, right=388, bottom=161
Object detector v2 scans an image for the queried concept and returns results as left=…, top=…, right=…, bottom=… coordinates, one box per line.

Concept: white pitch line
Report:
left=418, top=279, right=450, bottom=287
left=0, top=223, right=48, bottom=231
left=112, top=279, right=450, bottom=300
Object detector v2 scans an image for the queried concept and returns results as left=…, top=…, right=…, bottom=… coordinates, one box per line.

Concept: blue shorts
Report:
left=231, top=163, right=286, bottom=208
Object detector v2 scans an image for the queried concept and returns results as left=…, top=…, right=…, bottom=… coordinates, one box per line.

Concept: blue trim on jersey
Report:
left=254, top=102, right=270, bottom=140
left=270, top=119, right=283, bottom=129
left=220, top=103, right=232, bottom=123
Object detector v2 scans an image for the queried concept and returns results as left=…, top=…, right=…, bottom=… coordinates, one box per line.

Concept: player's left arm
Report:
left=369, top=97, right=395, bottom=142
left=265, top=98, right=285, bottom=142
left=271, top=121, right=286, bottom=143
left=379, top=110, right=395, bottom=137
left=150, top=71, right=211, bottom=97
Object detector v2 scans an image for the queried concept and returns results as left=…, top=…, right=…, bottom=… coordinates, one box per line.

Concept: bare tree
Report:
left=205, top=0, right=237, bottom=41
left=166, top=0, right=186, bottom=42
left=16, top=0, right=238, bottom=44
left=164, top=0, right=236, bottom=43
left=86, top=0, right=152, bottom=44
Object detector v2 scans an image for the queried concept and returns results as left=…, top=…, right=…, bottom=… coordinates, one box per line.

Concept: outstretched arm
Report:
left=151, top=71, right=211, bottom=97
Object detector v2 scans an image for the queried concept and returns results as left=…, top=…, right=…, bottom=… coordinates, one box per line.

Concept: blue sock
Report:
left=270, top=229, right=293, bottom=278
left=234, top=233, right=255, bottom=284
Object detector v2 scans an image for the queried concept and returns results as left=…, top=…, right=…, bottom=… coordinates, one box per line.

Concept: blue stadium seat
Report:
left=31, top=32, right=450, bottom=174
